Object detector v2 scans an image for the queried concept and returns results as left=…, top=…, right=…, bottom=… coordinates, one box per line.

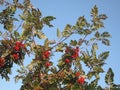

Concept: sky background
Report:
left=0, top=0, right=120, bottom=89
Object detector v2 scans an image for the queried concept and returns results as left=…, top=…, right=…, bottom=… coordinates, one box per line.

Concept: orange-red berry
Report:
left=13, top=53, right=19, bottom=60
left=45, top=62, right=51, bottom=67
left=75, top=72, right=81, bottom=77
left=43, top=51, right=51, bottom=59
left=0, top=57, right=5, bottom=67
left=65, top=58, right=71, bottom=63
left=77, top=77, right=85, bottom=84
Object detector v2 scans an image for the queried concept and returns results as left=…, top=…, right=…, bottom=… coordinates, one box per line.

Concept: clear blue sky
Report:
left=0, top=0, right=120, bottom=89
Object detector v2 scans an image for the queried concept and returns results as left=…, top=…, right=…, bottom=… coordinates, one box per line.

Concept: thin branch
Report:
left=51, top=32, right=74, bottom=50
left=15, top=20, right=23, bottom=32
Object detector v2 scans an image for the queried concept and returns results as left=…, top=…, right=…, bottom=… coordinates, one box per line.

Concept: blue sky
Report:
left=0, top=0, right=120, bottom=89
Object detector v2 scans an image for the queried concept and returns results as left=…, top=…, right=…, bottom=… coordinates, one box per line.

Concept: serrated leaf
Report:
left=105, top=68, right=114, bottom=85
left=98, top=51, right=109, bottom=61
left=102, top=39, right=110, bottom=46
left=91, top=5, right=98, bottom=16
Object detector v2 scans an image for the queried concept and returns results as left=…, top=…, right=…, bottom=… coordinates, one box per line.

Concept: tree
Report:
left=0, top=0, right=119, bottom=90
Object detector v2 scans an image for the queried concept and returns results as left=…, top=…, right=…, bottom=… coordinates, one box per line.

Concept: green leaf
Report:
left=36, top=31, right=47, bottom=39
left=105, top=68, right=114, bottom=85
left=99, top=14, right=108, bottom=20
left=95, top=31, right=100, bottom=38
left=102, top=39, right=110, bottom=46
left=91, top=5, right=98, bottom=16
left=84, top=29, right=91, bottom=35
left=42, top=16, right=56, bottom=27
left=87, top=71, right=95, bottom=79
left=92, top=43, right=98, bottom=51
left=81, top=51, right=90, bottom=62
left=98, top=51, right=109, bottom=60
left=64, top=24, right=72, bottom=31
left=91, top=43, right=98, bottom=57
left=70, top=40, right=77, bottom=46
left=14, top=31, right=20, bottom=37
left=57, top=28, right=61, bottom=38
left=62, top=30, right=70, bottom=37
left=101, top=32, right=111, bottom=38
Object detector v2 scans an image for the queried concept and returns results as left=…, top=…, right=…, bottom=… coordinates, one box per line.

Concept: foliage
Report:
left=0, top=0, right=119, bottom=90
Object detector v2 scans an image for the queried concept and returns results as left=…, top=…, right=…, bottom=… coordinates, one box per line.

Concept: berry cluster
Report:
left=13, top=41, right=25, bottom=61
left=64, top=47, right=80, bottom=64
left=43, top=50, right=51, bottom=68
left=75, top=72, right=85, bottom=84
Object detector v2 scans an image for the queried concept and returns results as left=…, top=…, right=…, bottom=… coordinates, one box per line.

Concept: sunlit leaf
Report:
left=57, top=28, right=62, bottom=38
left=91, top=5, right=98, bottom=16
left=70, top=40, right=77, bottom=46
left=84, top=29, right=91, bottom=35
left=102, top=39, right=110, bottom=46
left=101, top=32, right=111, bottom=38
left=98, top=51, right=109, bottom=60
left=95, top=31, right=100, bottom=38
left=105, top=68, right=114, bottom=85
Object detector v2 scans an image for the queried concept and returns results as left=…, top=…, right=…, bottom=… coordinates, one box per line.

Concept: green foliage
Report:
left=105, top=68, right=114, bottom=85
left=0, top=0, right=118, bottom=90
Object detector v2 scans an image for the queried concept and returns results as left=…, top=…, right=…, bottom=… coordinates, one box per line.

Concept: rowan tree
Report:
left=0, top=0, right=119, bottom=90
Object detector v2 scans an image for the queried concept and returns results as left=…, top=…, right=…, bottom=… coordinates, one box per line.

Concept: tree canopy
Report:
left=0, top=0, right=120, bottom=90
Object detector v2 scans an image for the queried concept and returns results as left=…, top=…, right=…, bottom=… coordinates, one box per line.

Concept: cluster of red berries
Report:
left=13, top=41, right=25, bottom=60
left=43, top=50, right=50, bottom=59
left=42, top=50, right=51, bottom=67
left=75, top=72, right=85, bottom=84
left=0, top=57, right=5, bottom=67
left=65, top=47, right=80, bottom=64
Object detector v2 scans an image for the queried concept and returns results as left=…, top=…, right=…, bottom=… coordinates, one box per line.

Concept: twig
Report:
left=15, top=20, right=23, bottom=32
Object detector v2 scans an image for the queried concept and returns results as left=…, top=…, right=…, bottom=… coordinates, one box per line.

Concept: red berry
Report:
left=15, top=41, right=21, bottom=46
left=75, top=72, right=81, bottom=77
left=14, top=45, right=20, bottom=51
left=13, top=53, right=19, bottom=60
left=45, top=62, right=51, bottom=67
left=0, top=57, right=5, bottom=67
left=65, top=58, right=71, bottom=63
left=65, top=47, right=69, bottom=53
left=72, top=52, right=79, bottom=59
left=77, top=77, right=85, bottom=84
left=43, top=51, right=51, bottom=59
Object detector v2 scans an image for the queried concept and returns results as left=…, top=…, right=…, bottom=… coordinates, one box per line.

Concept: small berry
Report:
left=0, top=57, right=5, bottom=67
left=75, top=72, right=81, bottom=77
left=45, top=62, right=51, bottom=67
left=13, top=53, right=19, bottom=60
left=43, top=51, right=51, bottom=59
left=65, top=58, right=71, bottom=63
left=77, top=77, right=85, bottom=84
